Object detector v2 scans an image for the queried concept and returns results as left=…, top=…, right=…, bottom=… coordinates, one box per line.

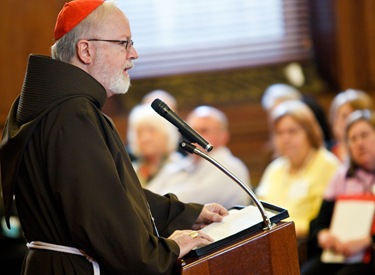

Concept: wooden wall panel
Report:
left=0, top=0, right=66, bottom=127
left=308, top=0, right=338, bottom=90
left=310, top=0, right=375, bottom=92
left=364, top=0, right=375, bottom=89
left=335, top=1, right=369, bottom=89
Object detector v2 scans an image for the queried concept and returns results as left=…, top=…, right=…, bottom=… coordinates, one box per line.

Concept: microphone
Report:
left=152, top=98, right=274, bottom=230
left=151, top=98, right=213, bottom=152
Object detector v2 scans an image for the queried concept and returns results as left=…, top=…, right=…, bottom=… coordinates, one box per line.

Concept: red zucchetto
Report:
left=54, top=0, right=105, bottom=41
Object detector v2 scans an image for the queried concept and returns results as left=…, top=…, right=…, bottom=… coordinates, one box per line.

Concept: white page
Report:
left=199, top=205, right=277, bottom=243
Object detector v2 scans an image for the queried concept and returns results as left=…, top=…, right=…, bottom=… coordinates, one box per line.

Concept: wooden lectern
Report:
left=174, top=221, right=300, bottom=274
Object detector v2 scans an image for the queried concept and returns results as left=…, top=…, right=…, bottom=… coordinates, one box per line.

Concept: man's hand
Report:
left=192, top=203, right=228, bottom=230
left=168, top=230, right=214, bottom=258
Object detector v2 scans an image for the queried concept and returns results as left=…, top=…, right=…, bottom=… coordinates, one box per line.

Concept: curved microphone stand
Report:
left=180, top=140, right=275, bottom=230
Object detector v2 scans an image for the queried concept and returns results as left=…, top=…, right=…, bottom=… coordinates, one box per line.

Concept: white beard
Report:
left=93, top=52, right=132, bottom=95
left=109, top=70, right=131, bottom=95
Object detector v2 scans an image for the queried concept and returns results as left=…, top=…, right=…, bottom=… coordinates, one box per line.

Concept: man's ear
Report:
left=76, top=40, right=93, bottom=64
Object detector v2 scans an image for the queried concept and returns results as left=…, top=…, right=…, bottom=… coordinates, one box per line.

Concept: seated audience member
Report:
left=261, top=83, right=331, bottom=145
left=256, top=100, right=340, bottom=238
left=301, top=109, right=375, bottom=275
left=328, top=89, right=373, bottom=162
left=141, top=89, right=189, bottom=157
left=126, top=89, right=179, bottom=161
left=127, top=104, right=182, bottom=186
left=260, top=84, right=332, bottom=187
left=146, top=106, right=251, bottom=209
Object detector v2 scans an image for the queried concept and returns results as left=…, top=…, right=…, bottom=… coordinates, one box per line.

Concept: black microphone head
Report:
left=151, top=98, right=169, bottom=115
left=151, top=98, right=213, bottom=152
left=151, top=98, right=162, bottom=109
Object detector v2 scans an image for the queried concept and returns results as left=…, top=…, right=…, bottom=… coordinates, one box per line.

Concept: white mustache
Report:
left=125, top=62, right=134, bottom=71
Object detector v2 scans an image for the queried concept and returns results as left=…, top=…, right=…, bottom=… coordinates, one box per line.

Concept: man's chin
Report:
left=114, top=89, right=129, bottom=95
left=111, top=83, right=131, bottom=95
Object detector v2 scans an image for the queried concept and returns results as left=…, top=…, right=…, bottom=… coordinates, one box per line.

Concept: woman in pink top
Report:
left=301, top=109, right=375, bottom=275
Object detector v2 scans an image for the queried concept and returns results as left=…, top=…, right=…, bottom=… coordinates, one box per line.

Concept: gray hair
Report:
left=51, top=1, right=118, bottom=62
left=141, top=90, right=178, bottom=112
left=261, top=83, right=302, bottom=111
left=329, top=89, right=373, bottom=125
left=186, top=105, right=228, bottom=130
left=127, top=104, right=180, bottom=156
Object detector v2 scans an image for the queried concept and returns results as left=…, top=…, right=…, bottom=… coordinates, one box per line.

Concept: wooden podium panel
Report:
left=175, top=222, right=299, bottom=275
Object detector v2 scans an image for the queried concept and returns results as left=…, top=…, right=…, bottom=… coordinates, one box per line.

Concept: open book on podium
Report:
left=190, top=201, right=289, bottom=257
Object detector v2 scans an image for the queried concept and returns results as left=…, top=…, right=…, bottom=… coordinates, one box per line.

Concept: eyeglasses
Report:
left=87, top=39, right=134, bottom=51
